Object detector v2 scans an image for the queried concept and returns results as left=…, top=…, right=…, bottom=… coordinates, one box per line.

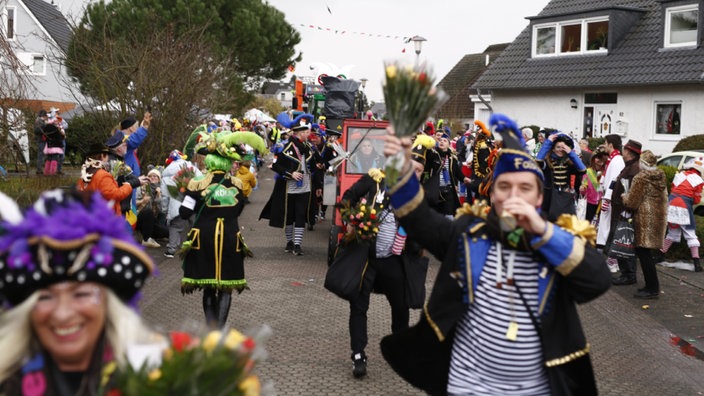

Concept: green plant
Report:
left=672, top=134, right=704, bottom=152
left=0, top=175, right=76, bottom=207
left=587, top=137, right=605, bottom=151
left=658, top=165, right=679, bottom=193
left=666, top=216, right=703, bottom=261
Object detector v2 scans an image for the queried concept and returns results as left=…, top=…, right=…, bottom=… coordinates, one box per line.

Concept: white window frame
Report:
left=653, top=101, right=682, bottom=139
left=18, top=53, right=46, bottom=75
left=664, top=4, right=699, bottom=48
left=2, top=6, right=16, bottom=41
left=532, top=16, right=609, bottom=57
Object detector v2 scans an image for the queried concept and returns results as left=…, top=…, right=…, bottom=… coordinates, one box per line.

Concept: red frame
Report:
left=329, top=119, right=389, bottom=249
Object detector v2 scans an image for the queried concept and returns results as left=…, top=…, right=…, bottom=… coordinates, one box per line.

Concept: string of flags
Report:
left=298, top=24, right=411, bottom=42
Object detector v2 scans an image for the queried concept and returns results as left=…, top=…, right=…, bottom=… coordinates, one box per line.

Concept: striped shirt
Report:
left=447, top=243, right=550, bottom=395
left=375, top=209, right=396, bottom=258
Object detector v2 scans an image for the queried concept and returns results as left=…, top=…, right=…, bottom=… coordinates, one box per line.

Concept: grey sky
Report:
left=58, top=0, right=548, bottom=102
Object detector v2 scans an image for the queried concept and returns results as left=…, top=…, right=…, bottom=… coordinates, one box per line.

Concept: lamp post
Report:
left=411, top=35, right=427, bottom=65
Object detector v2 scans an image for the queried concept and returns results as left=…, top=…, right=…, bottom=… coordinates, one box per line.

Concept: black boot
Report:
left=351, top=352, right=367, bottom=378
left=694, top=258, right=702, bottom=272
left=216, top=291, right=232, bottom=328
left=202, top=290, right=218, bottom=328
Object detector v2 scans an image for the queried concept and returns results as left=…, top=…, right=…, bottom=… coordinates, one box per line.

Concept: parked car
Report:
left=657, top=150, right=704, bottom=216
left=657, top=150, right=704, bottom=169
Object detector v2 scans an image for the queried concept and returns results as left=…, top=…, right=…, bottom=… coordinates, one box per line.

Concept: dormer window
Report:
left=664, top=4, right=698, bottom=48
left=533, top=17, right=609, bottom=57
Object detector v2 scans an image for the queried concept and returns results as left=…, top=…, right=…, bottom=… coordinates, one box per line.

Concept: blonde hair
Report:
left=0, top=288, right=157, bottom=382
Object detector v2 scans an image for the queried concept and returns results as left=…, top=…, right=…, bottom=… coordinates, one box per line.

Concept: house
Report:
left=472, top=0, right=704, bottom=155
left=2, top=0, right=78, bottom=113
left=260, top=80, right=294, bottom=109
left=436, top=43, right=509, bottom=129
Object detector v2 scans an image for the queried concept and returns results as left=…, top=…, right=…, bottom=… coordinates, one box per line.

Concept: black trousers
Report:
left=617, top=255, right=637, bottom=280
left=137, top=209, right=169, bottom=240
left=349, top=255, right=409, bottom=355
left=286, top=192, right=310, bottom=228
left=636, top=247, right=659, bottom=292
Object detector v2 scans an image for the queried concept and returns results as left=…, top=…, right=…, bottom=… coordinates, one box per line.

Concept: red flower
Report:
left=418, top=72, right=427, bottom=84
left=107, top=390, right=122, bottom=396
left=370, top=214, right=377, bottom=220
left=170, top=331, right=193, bottom=352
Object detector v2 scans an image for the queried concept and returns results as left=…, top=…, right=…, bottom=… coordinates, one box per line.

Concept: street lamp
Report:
left=411, top=35, right=427, bottom=64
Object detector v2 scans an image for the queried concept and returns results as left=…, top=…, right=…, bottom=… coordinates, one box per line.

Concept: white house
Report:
left=2, top=0, right=79, bottom=112
left=472, top=0, right=704, bottom=155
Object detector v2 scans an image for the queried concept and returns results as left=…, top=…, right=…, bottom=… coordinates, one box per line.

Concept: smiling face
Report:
left=31, top=282, right=107, bottom=371
left=360, top=141, right=374, bottom=155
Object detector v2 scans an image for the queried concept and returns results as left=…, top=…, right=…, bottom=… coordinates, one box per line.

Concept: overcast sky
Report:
left=59, top=0, right=548, bottom=102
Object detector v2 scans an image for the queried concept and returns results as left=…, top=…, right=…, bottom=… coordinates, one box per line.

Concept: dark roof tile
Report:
left=22, top=0, right=72, bottom=53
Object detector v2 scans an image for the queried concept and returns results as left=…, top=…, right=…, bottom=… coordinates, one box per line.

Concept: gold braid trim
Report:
left=556, top=237, right=585, bottom=277
left=555, top=214, right=597, bottom=246
left=393, top=188, right=424, bottom=218
left=423, top=304, right=445, bottom=342
left=189, top=173, right=216, bottom=192
left=455, top=200, right=490, bottom=220
left=545, top=344, right=590, bottom=367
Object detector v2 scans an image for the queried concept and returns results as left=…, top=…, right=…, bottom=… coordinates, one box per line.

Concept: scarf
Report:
left=605, top=149, right=620, bottom=172
left=80, top=159, right=105, bottom=184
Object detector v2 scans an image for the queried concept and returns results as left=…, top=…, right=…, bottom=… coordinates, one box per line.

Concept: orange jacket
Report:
left=76, top=169, right=133, bottom=216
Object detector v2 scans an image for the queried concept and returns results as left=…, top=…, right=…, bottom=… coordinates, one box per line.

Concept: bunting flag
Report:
left=298, top=23, right=410, bottom=42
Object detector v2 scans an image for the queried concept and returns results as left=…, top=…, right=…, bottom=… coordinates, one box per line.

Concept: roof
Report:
left=21, top=0, right=72, bottom=53
left=473, top=0, right=704, bottom=90
left=436, top=44, right=509, bottom=120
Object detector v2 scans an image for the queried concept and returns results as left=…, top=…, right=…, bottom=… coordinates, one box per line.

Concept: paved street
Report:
left=139, top=166, right=704, bottom=395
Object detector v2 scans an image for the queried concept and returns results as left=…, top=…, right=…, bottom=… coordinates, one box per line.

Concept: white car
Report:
left=657, top=150, right=704, bottom=216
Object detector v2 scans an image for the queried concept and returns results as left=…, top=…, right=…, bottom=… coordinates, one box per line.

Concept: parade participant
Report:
left=432, top=128, right=467, bottom=218
left=307, top=124, right=329, bottom=227
left=660, top=156, right=704, bottom=272
left=234, top=160, right=257, bottom=204
left=260, top=113, right=316, bottom=256
left=161, top=150, right=202, bottom=258
left=76, top=143, right=146, bottom=217
left=0, top=189, right=156, bottom=395
left=536, top=131, right=587, bottom=221
left=41, top=123, right=65, bottom=176
left=579, top=150, right=608, bottom=223
left=608, top=140, right=642, bottom=285
left=179, top=130, right=266, bottom=328
left=380, top=113, right=610, bottom=395
left=596, top=135, right=625, bottom=251
left=34, top=110, right=48, bottom=174
left=533, top=130, right=546, bottom=158
left=468, top=120, right=492, bottom=202
left=337, top=168, right=426, bottom=379
left=622, top=150, right=668, bottom=298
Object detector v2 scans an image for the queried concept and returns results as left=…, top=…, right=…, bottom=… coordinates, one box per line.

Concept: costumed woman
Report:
left=0, top=189, right=156, bottom=395
left=536, top=131, right=586, bottom=221
left=260, top=112, right=316, bottom=256
left=179, top=129, right=267, bottom=328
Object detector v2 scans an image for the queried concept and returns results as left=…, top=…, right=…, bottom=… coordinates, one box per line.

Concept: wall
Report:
left=486, top=86, right=704, bottom=156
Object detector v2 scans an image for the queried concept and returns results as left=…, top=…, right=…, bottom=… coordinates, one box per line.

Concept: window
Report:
left=665, top=5, right=698, bottom=47
left=280, top=92, right=285, bottom=101
left=18, top=53, right=46, bottom=75
left=3, top=6, right=15, bottom=40
left=533, top=17, right=609, bottom=57
left=655, top=103, right=681, bottom=135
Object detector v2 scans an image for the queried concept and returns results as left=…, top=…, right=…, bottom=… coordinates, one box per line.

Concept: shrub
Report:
left=672, top=134, right=704, bottom=152
left=587, top=137, right=605, bottom=151
left=66, top=112, right=117, bottom=165
left=658, top=165, right=678, bottom=193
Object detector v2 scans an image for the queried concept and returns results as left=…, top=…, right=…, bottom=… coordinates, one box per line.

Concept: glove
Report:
left=126, top=174, right=141, bottom=188
left=601, top=199, right=610, bottom=212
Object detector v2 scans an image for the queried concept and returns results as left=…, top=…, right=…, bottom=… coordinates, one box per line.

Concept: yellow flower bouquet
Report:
left=383, top=62, right=447, bottom=186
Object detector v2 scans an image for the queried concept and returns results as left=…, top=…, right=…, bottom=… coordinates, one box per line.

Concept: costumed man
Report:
left=596, top=135, right=626, bottom=262
left=307, top=124, right=330, bottom=228
left=660, top=156, right=704, bottom=272
left=260, top=112, right=316, bottom=256
left=179, top=130, right=267, bottom=328
left=608, top=140, right=642, bottom=285
left=469, top=120, right=493, bottom=202
left=119, top=113, right=151, bottom=177
left=335, top=168, right=428, bottom=379
left=380, top=113, right=611, bottom=395
left=432, top=128, right=467, bottom=218
left=535, top=132, right=587, bottom=221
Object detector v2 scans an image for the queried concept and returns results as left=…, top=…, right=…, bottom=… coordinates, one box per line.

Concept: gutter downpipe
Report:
left=475, top=88, right=493, bottom=114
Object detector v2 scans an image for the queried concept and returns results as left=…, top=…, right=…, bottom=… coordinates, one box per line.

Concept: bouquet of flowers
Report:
left=167, top=163, right=196, bottom=199
left=382, top=62, right=447, bottom=186
left=338, top=198, right=381, bottom=243
left=108, top=160, right=133, bottom=180
left=106, top=326, right=271, bottom=396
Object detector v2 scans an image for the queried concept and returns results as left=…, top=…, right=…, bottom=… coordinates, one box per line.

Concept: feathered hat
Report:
left=0, top=189, right=154, bottom=307
left=194, top=130, right=267, bottom=163
left=489, top=114, right=544, bottom=182
left=411, top=134, right=437, bottom=167
left=165, top=149, right=187, bottom=166
left=276, top=112, right=314, bottom=132
left=474, top=120, right=492, bottom=139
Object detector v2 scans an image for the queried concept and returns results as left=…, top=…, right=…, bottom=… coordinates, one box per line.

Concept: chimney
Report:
left=485, top=54, right=490, bottom=66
